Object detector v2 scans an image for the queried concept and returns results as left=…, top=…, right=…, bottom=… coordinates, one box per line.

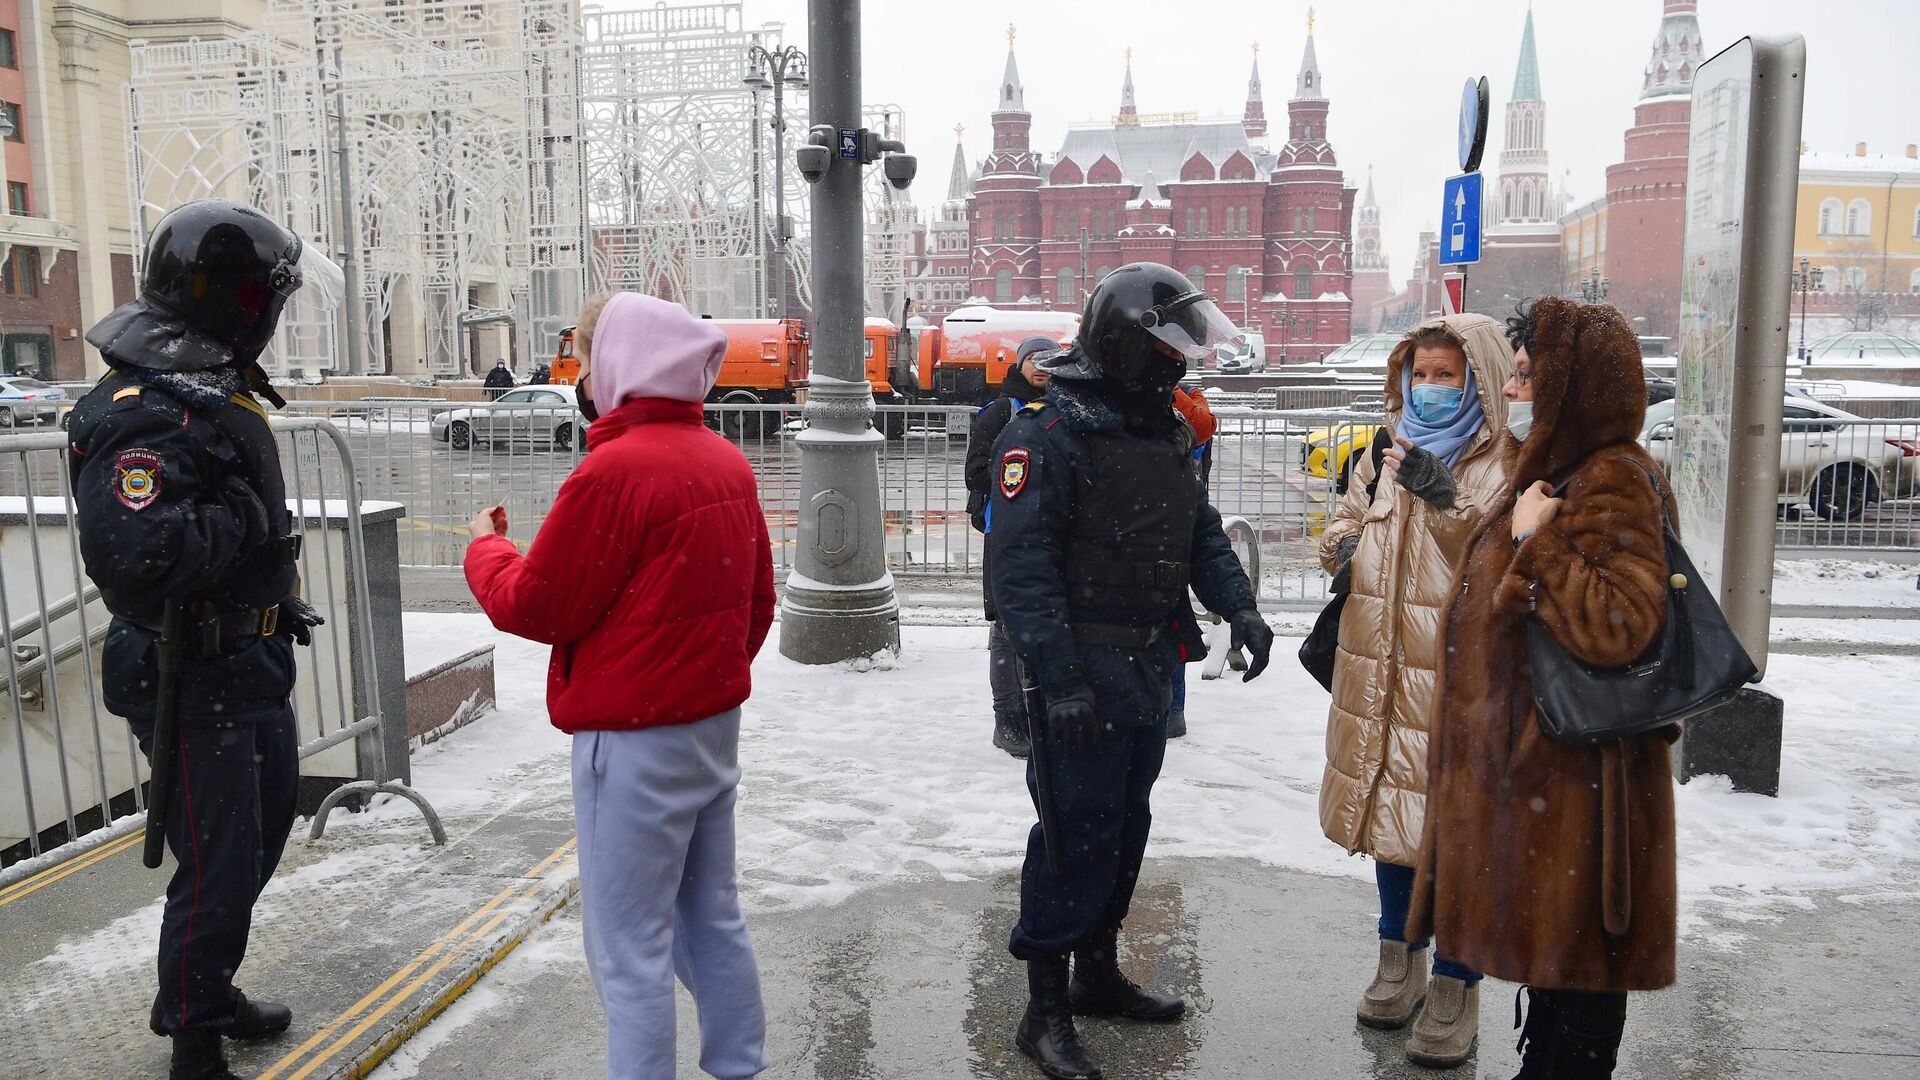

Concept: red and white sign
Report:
left=1441, top=275, right=1466, bottom=316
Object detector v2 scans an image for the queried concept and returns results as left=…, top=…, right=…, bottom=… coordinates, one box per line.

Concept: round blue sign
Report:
left=1458, top=76, right=1490, bottom=173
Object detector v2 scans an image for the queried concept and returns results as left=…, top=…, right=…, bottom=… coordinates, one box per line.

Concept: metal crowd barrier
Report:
left=0, top=418, right=440, bottom=874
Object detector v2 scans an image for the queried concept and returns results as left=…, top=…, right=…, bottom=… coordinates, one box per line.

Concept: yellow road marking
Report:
left=0, top=829, right=143, bottom=909
left=257, top=838, right=577, bottom=1080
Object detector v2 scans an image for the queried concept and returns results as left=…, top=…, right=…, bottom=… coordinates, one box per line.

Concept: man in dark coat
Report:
left=988, top=263, right=1274, bottom=1080
left=966, top=334, right=1062, bottom=758
left=484, top=358, right=515, bottom=399
left=69, top=198, right=335, bottom=1080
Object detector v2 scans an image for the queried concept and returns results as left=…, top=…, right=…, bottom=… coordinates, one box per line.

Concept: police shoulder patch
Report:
left=113, top=448, right=164, bottom=511
left=999, top=447, right=1031, bottom=499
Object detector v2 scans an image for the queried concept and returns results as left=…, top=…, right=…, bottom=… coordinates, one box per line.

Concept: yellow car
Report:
left=1301, top=420, right=1387, bottom=493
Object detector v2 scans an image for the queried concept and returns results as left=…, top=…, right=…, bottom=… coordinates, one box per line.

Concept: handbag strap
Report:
left=1548, top=451, right=1671, bottom=530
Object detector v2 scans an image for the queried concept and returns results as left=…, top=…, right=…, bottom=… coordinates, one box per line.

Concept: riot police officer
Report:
left=988, top=263, right=1275, bottom=1079
left=68, top=199, right=340, bottom=1080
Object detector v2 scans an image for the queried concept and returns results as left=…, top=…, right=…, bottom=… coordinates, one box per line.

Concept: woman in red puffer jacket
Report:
left=464, top=291, right=774, bottom=1080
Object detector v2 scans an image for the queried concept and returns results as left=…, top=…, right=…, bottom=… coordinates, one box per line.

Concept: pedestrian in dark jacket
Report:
left=465, top=292, right=775, bottom=1080
left=966, top=334, right=1061, bottom=759
left=483, top=359, right=514, bottom=400
left=1165, top=383, right=1219, bottom=739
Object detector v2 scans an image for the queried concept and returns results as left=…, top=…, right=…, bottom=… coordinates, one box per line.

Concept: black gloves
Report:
left=1394, top=445, right=1458, bottom=510
left=1046, top=686, right=1102, bottom=752
left=283, top=596, right=326, bottom=647
left=1329, top=535, right=1360, bottom=594
left=1229, top=607, right=1274, bottom=682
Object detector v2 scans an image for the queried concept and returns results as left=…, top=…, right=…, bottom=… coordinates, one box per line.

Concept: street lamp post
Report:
left=743, top=38, right=809, bottom=320
left=1578, top=266, right=1610, bottom=304
left=780, top=0, right=917, bottom=664
left=1233, top=266, right=1254, bottom=337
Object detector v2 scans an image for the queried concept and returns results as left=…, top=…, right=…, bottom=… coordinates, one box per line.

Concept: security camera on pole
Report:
left=1438, top=76, right=1489, bottom=314
left=780, top=0, right=916, bottom=664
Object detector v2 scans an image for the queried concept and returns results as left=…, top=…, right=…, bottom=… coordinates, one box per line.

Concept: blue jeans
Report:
left=1170, top=663, right=1187, bottom=713
left=1375, top=861, right=1482, bottom=986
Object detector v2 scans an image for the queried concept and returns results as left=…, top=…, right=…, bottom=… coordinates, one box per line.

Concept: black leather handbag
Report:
left=1300, top=427, right=1394, bottom=692
left=1527, top=459, right=1760, bottom=745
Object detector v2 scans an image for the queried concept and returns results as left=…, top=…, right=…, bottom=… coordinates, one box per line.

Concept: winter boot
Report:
left=226, top=991, right=293, bottom=1039
left=1070, top=929, right=1184, bottom=1022
left=1165, top=710, right=1187, bottom=739
left=1548, top=990, right=1627, bottom=1079
left=1510, top=987, right=1558, bottom=1080
left=169, top=1030, right=241, bottom=1080
left=1405, top=974, right=1479, bottom=1068
left=993, top=707, right=1031, bottom=759
left=1357, top=940, right=1428, bottom=1029
left=1359, top=933, right=1436, bottom=1022
left=1016, top=955, right=1103, bottom=1080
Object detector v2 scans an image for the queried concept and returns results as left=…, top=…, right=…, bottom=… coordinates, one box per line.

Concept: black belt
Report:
left=135, top=601, right=282, bottom=655
left=1072, top=622, right=1162, bottom=648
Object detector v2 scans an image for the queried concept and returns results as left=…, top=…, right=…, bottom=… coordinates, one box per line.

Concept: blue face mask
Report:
left=1409, top=383, right=1465, bottom=424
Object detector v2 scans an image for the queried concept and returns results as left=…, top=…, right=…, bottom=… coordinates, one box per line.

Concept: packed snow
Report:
left=394, top=610, right=1920, bottom=943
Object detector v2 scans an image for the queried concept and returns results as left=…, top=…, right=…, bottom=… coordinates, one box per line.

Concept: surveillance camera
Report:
left=796, top=143, right=831, bottom=184
left=882, top=153, right=916, bottom=191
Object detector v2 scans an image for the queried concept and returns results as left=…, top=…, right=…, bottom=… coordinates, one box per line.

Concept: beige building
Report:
left=2, top=1, right=267, bottom=379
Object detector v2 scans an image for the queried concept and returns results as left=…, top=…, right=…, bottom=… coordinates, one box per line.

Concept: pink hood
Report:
left=588, top=292, right=727, bottom=409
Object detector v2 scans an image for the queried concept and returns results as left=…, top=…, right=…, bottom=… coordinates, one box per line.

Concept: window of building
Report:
left=1057, top=267, right=1075, bottom=304
left=1292, top=209, right=1304, bottom=233
left=2, top=247, right=39, bottom=297
left=1294, top=263, right=1313, bottom=300
left=1846, top=198, right=1871, bottom=237
left=1, top=101, right=20, bottom=142
left=1187, top=266, right=1205, bottom=292
left=0, top=29, right=16, bottom=69
left=1843, top=266, right=1867, bottom=293
left=1913, top=204, right=1920, bottom=238
left=6, top=181, right=26, bottom=216
left=1817, top=198, right=1841, bottom=235
left=1910, top=268, right=1920, bottom=293
left=995, top=269, right=1013, bottom=303
left=1095, top=266, right=1112, bottom=286
left=1226, top=265, right=1246, bottom=302
left=1184, top=206, right=1194, bottom=236
left=1199, top=208, right=1209, bottom=236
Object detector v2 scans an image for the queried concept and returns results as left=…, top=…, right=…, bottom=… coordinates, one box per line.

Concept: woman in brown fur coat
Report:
left=1407, top=297, right=1676, bottom=1079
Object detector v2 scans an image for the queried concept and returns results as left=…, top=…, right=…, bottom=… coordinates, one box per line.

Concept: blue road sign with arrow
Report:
left=1440, top=172, right=1483, bottom=266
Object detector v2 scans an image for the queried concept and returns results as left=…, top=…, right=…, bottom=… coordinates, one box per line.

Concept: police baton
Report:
left=141, top=600, right=190, bottom=869
left=1016, top=659, right=1066, bottom=878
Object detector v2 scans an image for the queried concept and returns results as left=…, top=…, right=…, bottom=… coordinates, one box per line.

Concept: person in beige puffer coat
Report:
left=1317, top=313, right=1513, bottom=1068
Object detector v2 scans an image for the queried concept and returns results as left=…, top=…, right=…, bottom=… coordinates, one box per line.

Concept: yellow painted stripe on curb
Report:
left=0, top=830, right=143, bottom=908
left=257, top=839, right=577, bottom=1080
left=342, top=863, right=577, bottom=1080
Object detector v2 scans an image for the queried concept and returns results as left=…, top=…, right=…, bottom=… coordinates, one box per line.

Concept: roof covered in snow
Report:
left=1055, top=119, right=1262, bottom=188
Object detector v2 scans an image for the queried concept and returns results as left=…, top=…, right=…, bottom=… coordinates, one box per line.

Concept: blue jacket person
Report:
left=987, top=263, right=1274, bottom=1080
left=67, top=199, right=341, bottom=1080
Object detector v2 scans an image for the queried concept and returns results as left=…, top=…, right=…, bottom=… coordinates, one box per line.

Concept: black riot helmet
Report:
left=1043, top=263, right=1245, bottom=391
left=86, top=198, right=343, bottom=376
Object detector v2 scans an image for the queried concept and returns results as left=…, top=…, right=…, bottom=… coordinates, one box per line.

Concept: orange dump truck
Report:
left=931, top=306, right=1082, bottom=405
left=549, top=319, right=810, bottom=404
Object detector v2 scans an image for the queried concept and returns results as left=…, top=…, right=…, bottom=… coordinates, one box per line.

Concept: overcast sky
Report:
left=610, top=0, right=1917, bottom=283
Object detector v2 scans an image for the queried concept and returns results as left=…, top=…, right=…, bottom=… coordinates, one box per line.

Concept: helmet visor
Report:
left=291, top=243, right=347, bottom=312
left=1143, top=294, right=1245, bottom=363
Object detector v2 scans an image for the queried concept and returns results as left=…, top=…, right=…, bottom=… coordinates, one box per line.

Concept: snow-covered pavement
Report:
left=398, top=612, right=1920, bottom=938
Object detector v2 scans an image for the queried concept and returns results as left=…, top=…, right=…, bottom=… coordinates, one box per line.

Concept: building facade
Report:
left=961, top=24, right=1355, bottom=363
left=0, top=1, right=269, bottom=380
left=1784, top=145, right=1920, bottom=344
left=1348, top=169, right=1391, bottom=332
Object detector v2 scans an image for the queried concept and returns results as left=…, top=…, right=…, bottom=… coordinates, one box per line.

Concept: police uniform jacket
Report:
left=67, top=368, right=299, bottom=719
left=986, top=379, right=1256, bottom=730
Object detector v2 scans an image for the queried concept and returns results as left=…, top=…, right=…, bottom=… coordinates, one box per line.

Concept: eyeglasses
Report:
left=1510, top=366, right=1534, bottom=386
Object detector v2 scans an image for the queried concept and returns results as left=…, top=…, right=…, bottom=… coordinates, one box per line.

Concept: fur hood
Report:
left=1511, top=297, right=1647, bottom=491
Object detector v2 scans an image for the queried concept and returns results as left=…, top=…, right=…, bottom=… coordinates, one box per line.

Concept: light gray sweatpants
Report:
left=572, top=710, right=769, bottom=1080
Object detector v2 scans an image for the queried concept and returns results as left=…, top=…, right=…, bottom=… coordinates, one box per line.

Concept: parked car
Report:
left=1643, top=396, right=1920, bottom=521
left=431, top=385, right=588, bottom=451
left=0, top=376, right=66, bottom=427
left=1301, top=415, right=1388, bottom=493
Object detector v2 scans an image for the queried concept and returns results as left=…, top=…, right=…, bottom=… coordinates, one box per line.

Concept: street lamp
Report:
left=1791, top=257, right=1811, bottom=360
left=744, top=36, right=809, bottom=319
left=1232, top=266, right=1255, bottom=342
left=1578, top=266, right=1610, bottom=304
